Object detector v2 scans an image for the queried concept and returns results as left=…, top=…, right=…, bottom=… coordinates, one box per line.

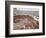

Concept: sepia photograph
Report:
left=13, top=8, right=39, bottom=30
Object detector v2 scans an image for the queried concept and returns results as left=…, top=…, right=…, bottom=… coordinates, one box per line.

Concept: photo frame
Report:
left=5, top=1, right=45, bottom=37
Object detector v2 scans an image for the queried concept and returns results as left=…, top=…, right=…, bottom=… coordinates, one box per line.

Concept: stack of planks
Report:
left=13, top=15, right=39, bottom=30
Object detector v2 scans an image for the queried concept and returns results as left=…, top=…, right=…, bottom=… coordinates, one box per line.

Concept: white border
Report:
left=10, top=5, right=42, bottom=35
